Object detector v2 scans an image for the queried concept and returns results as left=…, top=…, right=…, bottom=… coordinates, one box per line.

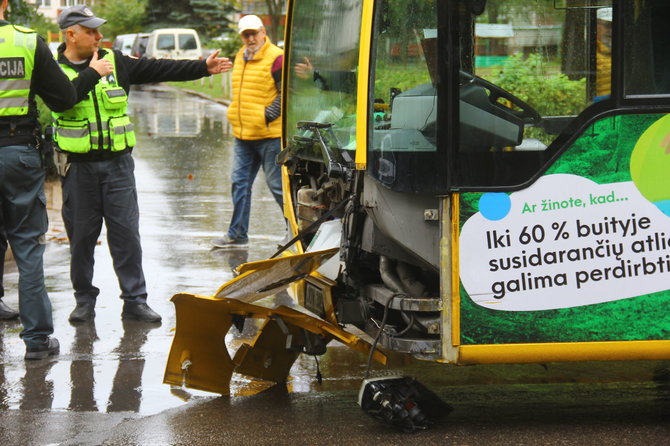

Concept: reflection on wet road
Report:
left=0, top=86, right=288, bottom=417
left=0, top=87, right=669, bottom=445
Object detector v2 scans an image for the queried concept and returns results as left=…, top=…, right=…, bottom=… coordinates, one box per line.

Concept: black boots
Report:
left=24, top=337, right=60, bottom=360
left=121, top=301, right=162, bottom=323
left=68, top=301, right=161, bottom=323
left=68, top=302, right=96, bottom=323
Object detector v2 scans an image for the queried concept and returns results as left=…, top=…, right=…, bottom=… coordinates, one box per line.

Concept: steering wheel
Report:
left=460, top=71, right=542, bottom=125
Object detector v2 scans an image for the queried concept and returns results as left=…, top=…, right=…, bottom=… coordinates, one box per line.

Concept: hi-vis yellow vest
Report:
left=227, top=38, right=282, bottom=140
left=53, top=51, right=135, bottom=153
left=0, top=25, right=36, bottom=117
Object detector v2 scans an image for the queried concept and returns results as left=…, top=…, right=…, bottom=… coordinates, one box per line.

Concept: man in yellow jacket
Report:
left=212, top=15, right=284, bottom=247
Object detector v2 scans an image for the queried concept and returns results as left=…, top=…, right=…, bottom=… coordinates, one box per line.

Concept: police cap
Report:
left=58, top=5, right=107, bottom=30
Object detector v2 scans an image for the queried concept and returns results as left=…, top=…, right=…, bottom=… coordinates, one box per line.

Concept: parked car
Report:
left=144, top=28, right=202, bottom=60
left=130, top=32, right=150, bottom=58
left=112, top=33, right=137, bottom=56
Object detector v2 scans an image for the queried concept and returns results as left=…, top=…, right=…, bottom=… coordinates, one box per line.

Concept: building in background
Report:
left=28, top=0, right=95, bottom=22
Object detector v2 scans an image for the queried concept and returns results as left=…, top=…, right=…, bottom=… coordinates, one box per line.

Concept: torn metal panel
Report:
left=214, top=248, right=339, bottom=303
left=233, top=318, right=303, bottom=383
left=165, top=293, right=387, bottom=395
left=163, top=293, right=236, bottom=395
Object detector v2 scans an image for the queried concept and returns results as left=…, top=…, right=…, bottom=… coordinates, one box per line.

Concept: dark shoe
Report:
left=122, top=302, right=162, bottom=323
left=69, top=303, right=95, bottom=323
left=0, top=299, right=19, bottom=320
left=25, top=337, right=60, bottom=360
left=212, top=234, right=248, bottom=248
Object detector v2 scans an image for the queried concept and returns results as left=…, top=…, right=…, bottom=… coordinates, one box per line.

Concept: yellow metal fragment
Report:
left=233, top=318, right=302, bottom=383
left=164, top=293, right=237, bottom=395
left=164, top=293, right=387, bottom=394
left=214, top=248, right=339, bottom=303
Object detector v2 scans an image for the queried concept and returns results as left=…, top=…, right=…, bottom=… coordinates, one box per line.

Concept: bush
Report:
left=203, top=34, right=241, bottom=60
left=489, top=53, right=587, bottom=117
left=373, top=62, right=431, bottom=103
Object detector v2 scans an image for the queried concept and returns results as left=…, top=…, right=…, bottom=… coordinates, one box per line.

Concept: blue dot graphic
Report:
left=479, top=193, right=511, bottom=221
left=655, top=200, right=670, bottom=217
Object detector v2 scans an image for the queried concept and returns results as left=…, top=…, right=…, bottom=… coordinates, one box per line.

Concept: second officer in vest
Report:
left=54, top=6, right=232, bottom=323
left=0, top=0, right=76, bottom=359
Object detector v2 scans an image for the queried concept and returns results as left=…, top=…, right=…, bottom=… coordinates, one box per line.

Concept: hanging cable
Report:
left=364, top=293, right=407, bottom=379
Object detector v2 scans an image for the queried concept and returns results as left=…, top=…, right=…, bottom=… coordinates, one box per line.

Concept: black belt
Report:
left=64, top=147, right=132, bottom=162
left=0, top=125, right=37, bottom=138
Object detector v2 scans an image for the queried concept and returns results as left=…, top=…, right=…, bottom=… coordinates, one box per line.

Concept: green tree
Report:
left=264, top=0, right=285, bottom=43
left=95, top=0, right=149, bottom=40
left=146, top=0, right=237, bottom=39
left=5, top=0, right=33, bottom=24
left=5, top=0, right=57, bottom=35
left=382, top=0, right=436, bottom=63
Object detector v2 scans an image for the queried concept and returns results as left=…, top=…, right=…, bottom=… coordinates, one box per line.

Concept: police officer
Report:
left=0, top=0, right=76, bottom=358
left=54, top=6, right=232, bottom=324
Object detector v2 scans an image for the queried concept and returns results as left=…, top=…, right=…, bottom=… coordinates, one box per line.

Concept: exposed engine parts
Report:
left=287, top=148, right=442, bottom=359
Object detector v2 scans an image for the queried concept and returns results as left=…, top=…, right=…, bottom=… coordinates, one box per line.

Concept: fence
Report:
left=198, top=70, right=233, bottom=101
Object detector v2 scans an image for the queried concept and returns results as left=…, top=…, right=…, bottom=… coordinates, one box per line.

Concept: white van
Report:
left=144, top=28, right=202, bottom=60
left=112, top=33, right=137, bottom=56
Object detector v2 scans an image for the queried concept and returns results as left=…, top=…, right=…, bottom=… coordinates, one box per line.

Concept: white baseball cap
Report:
left=238, top=15, right=264, bottom=34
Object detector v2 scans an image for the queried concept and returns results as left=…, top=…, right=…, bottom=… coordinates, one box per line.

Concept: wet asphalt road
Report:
left=1, top=87, right=669, bottom=445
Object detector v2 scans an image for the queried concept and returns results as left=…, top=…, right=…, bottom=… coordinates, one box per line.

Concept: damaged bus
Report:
left=165, top=0, right=670, bottom=423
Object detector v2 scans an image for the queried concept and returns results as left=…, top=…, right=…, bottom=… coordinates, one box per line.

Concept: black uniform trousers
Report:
left=61, top=152, right=147, bottom=305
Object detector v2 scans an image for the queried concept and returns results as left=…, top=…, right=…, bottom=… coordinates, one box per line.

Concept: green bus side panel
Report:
left=459, top=114, right=670, bottom=345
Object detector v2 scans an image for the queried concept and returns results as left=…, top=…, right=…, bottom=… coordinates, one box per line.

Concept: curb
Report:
left=139, top=83, right=232, bottom=107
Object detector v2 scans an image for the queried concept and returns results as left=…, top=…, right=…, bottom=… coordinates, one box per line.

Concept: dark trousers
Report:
left=228, top=137, right=284, bottom=242
left=0, top=226, right=6, bottom=298
left=61, top=153, right=147, bottom=305
left=0, top=145, right=53, bottom=348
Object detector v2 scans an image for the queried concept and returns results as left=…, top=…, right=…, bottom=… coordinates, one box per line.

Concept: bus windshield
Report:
left=285, top=0, right=363, bottom=158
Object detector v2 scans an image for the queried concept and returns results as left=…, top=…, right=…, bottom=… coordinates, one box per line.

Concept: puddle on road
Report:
left=0, top=87, right=292, bottom=415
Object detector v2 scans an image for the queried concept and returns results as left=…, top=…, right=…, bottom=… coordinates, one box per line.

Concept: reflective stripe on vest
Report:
left=52, top=51, right=136, bottom=153
left=0, top=25, right=36, bottom=117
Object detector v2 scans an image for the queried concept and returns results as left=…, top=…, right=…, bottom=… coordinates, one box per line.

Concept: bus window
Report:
left=454, top=0, right=611, bottom=189
left=624, top=0, right=670, bottom=97
left=367, top=0, right=616, bottom=192
left=595, top=7, right=612, bottom=98
left=368, top=0, right=439, bottom=192
left=285, top=0, right=363, bottom=159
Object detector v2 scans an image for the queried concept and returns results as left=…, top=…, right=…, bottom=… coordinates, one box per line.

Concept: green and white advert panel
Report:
left=459, top=114, right=670, bottom=345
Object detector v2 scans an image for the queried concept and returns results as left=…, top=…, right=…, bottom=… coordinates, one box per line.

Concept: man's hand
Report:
left=206, top=50, right=233, bottom=74
left=89, top=50, right=113, bottom=77
left=294, top=57, right=314, bottom=80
